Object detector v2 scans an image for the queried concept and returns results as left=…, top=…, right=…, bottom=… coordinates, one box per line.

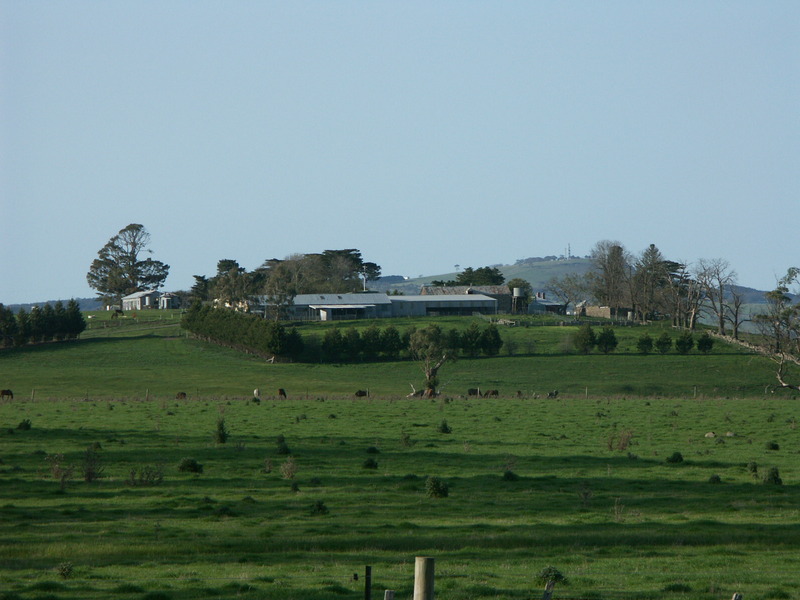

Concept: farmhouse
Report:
left=121, top=290, right=180, bottom=311
left=121, top=290, right=159, bottom=311
left=285, top=292, right=498, bottom=321
left=527, top=292, right=567, bottom=315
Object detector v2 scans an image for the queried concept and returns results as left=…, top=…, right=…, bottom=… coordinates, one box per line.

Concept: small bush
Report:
left=126, top=465, right=164, bottom=486
left=178, top=458, right=204, bottom=473
left=16, top=419, right=32, bottom=431
left=82, top=447, right=104, bottom=482
left=763, top=467, right=783, bottom=485
left=276, top=434, right=291, bottom=455
left=310, top=500, right=329, bottom=515
left=363, top=458, right=378, bottom=469
left=502, top=470, right=520, bottom=481
left=366, top=446, right=380, bottom=454
left=426, top=476, right=449, bottom=498
left=666, top=452, right=684, bottom=464
left=437, top=419, right=452, bottom=434
left=747, top=461, right=758, bottom=477
left=280, top=456, right=298, bottom=479
left=765, top=441, right=780, bottom=451
left=708, top=474, right=722, bottom=484
left=56, top=561, right=73, bottom=579
left=214, top=418, right=228, bottom=444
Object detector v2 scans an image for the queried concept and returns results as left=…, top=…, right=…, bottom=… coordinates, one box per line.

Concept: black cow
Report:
left=355, top=390, right=369, bottom=398
left=0, top=389, right=13, bottom=401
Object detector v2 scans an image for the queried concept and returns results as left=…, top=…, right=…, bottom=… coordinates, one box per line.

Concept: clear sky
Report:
left=2, top=1, right=798, bottom=305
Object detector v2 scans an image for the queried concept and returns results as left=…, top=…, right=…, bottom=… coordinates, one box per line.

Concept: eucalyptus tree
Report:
left=695, top=258, right=737, bottom=335
left=756, top=267, right=800, bottom=392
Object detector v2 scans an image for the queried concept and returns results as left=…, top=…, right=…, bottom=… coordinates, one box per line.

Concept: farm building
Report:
left=390, top=294, right=497, bottom=317
left=420, top=285, right=512, bottom=313
left=121, top=290, right=159, bottom=311
left=121, top=290, right=179, bottom=311
left=289, top=293, right=394, bottom=321
left=285, top=292, right=498, bottom=321
left=527, top=292, right=567, bottom=315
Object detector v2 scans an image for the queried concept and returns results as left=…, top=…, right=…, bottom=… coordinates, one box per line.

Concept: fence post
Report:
left=413, top=556, right=434, bottom=600
left=384, top=590, right=395, bottom=600
left=364, top=565, right=371, bottom=600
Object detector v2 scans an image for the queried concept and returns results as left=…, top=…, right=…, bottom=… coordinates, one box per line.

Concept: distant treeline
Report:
left=181, top=303, right=503, bottom=363
left=0, top=300, right=86, bottom=348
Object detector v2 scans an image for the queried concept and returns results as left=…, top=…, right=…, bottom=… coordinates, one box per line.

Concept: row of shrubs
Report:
left=573, top=324, right=714, bottom=355
left=181, top=303, right=504, bottom=362
left=0, top=300, right=86, bottom=348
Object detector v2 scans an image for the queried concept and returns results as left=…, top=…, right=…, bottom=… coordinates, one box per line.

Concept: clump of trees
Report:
left=431, top=266, right=505, bottom=287
left=0, top=300, right=86, bottom=348
left=189, top=249, right=382, bottom=319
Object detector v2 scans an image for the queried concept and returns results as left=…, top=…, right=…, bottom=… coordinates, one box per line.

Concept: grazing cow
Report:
left=0, top=389, right=12, bottom=401
left=278, top=388, right=287, bottom=399
left=467, top=388, right=480, bottom=397
left=704, top=431, right=716, bottom=438
left=355, top=389, right=369, bottom=398
left=175, top=392, right=187, bottom=400
left=483, top=390, right=499, bottom=398
left=547, top=390, right=559, bottom=398
left=516, top=390, right=524, bottom=398
left=253, top=388, right=261, bottom=398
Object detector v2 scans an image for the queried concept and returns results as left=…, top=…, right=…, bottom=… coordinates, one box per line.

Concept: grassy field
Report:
left=0, top=310, right=785, bottom=401
left=1, top=312, right=798, bottom=600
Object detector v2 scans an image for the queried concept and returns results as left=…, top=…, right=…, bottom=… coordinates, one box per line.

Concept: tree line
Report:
left=0, top=300, right=86, bottom=348
left=547, top=241, right=748, bottom=337
left=181, top=303, right=503, bottom=364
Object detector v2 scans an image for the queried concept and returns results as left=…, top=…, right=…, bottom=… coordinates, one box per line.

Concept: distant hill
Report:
left=374, top=258, right=595, bottom=295
left=376, top=258, right=778, bottom=305
left=4, top=297, right=103, bottom=313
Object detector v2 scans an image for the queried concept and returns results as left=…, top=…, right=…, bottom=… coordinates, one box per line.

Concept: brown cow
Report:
left=483, top=390, right=499, bottom=398
left=0, top=389, right=13, bottom=401
left=175, top=392, right=187, bottom=400
left=278, top=388, right=287, bottom=399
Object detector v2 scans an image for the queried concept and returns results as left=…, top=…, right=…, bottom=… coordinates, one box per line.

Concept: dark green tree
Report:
left=0, top=304, right=18, bottom=347
left=64, top=300, right=86, bottom=339
left=595, top=326, right=619, bottom=354
left=674, top=331, right=694, bottom=354
left=636, top=333, right=653, bottom=354
left=87, top=224, right=170, bottom=305
left=654, top=332, right=672, bottom=354
left=480, top=323, right=504, bottom=356
left=697, top=332, right=714, bottom=354
left=380, top=325, right=404, bottom=360
left=573, top=324, right=596, bottom=354
left=461, top=322, right=484, bottom=357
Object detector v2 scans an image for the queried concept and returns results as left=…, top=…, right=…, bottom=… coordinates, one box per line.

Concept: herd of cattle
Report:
left=0, top=388, right=559, bottom=402
left=169, top=388, right=560, bottom=400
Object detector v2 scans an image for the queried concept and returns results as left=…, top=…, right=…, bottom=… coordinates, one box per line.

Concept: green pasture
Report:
left=1, top=394, right=799, bottom=600
left=0, top=311, right=787, bottom=400
left=1, top=312, right=798, bottom=599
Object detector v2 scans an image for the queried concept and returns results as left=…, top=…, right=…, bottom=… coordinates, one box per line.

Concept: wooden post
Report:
left=413, top=556, right=434, bottom=600
left=731, top=594, right=743, bottom=600
left=384, top=592, right=395, bottom=600
left=364, top=565, right=372, bottom=600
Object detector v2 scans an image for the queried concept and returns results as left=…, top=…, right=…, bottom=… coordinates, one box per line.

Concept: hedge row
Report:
left=0, top=300, right=86, bottom=348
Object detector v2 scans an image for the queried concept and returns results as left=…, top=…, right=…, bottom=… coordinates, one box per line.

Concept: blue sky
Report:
left=2, top=1, right=798, bottom=304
